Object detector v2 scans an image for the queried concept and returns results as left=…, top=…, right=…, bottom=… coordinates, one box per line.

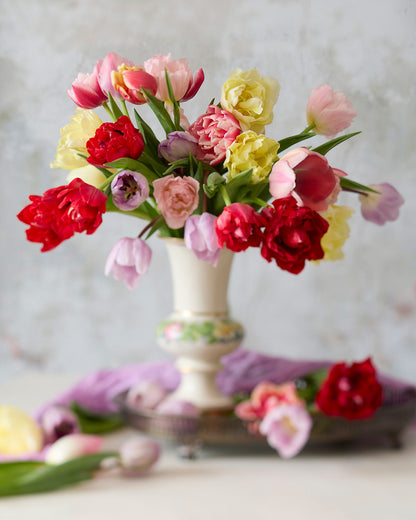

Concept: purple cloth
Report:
left=35, top=349, right=416, bottom=420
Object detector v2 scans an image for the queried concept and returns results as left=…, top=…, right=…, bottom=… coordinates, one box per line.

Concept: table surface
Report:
left=1, top=372, right=416, bottom=520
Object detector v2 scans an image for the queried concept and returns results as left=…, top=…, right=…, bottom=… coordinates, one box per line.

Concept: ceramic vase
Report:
left=156, top=239, right=244, bottom=410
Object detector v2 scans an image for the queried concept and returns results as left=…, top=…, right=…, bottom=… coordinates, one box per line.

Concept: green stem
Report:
left=98, top=171, right=118, bottom=191
left=120, top=99, right=129, bottom=117
left=302, top=123, right=316, bottom=133
left=220, top=185, right=232, bottom=206
left=138, top=215, right=162, bottom=238
left=102, top=102, right=116, bottom=122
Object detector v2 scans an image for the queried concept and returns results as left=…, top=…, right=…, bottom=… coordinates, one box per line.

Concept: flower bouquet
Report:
left=18, top=52, right=404, bottom=284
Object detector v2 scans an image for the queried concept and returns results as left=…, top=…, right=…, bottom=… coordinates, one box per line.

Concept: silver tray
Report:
left=114, top=385, right=416, bottom=457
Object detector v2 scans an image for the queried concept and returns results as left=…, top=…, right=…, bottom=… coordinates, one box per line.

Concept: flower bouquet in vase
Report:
left=18, top=52, right=404, bottom=411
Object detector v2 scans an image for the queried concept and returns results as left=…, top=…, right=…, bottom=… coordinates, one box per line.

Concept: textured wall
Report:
left=1, top=0, right=415, bottom=383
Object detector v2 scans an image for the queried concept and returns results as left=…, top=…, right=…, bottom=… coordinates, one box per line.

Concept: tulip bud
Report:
left=119, top=437, right=160, bottom=477
left=126, top=380, right=167, bottom=410
left=156, top=398, right=200, bottom=417
left=45, top=434, right=103, bottom=465
left=41, top=406, right=80, bottom=445
left=158, top=131, right=198, bottom=163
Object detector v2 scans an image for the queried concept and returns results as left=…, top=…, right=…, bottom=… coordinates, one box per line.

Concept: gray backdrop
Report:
left=1, top=0, right=415, bottom=383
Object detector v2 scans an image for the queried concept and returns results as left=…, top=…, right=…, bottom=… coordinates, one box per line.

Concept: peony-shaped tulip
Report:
left=111, top=170, right=149, bottom=211
left=184, top=213, right=220, bottom=266
left=111, top=64, right=158, bottom=104
left=314, top=205, right=355, bottom=262
left=68, top=61, right=107, bottom=109
left=306, top=84, right=356, bottom=138
left=261, top=196, right=329, bottom=274
left=359, top=183, right=404, bottom=225
left=152, top=174, right=200, bottom=229
left=66, top=164, right=107, bottom=188
left=86, top=116, right=145, bottom=167
left=221, top=68, right=280, bottom=133
left=259, top=404, right=312, bottom=458
left=188, top=105, right=241, bottom=165
left=105, top=237, right=152, bottom=289
left=50, top=109, right=103, bottom=170
left=98, top=52, right=134, bottom=99
left=216, top=203, right=264, bottom=252
left=143, top=53, right=204, bottom=103
left=224, top=131, right=279, bottom=183
left=316, top=358, right=383, bottom=420
left=269, top=147, right=343, bottom=212
left=158, top=131, right=198, bottom=163
left=17, top=178, right=107, bottom=252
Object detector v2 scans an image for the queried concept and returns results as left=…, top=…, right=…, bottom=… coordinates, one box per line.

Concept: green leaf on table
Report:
left=70, top=402, right=124, bottom=434
left=312, top=131, right=361, bottom=156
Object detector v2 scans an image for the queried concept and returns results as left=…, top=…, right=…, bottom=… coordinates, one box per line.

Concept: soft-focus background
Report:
left=1, top=0, right=415, bottom=384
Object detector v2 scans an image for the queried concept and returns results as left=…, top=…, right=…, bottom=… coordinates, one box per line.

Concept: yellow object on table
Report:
left=0, top=406, right=43, bottom=455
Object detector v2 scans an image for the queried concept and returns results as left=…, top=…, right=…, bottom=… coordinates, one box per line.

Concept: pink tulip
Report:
left=98, top=52, right=134, bottom=99
left=269, top=147, right=342, bottom=212
left=359, top=182, right=404, bottom=225
left=184, top=213, right=220, bottom=266
left=153, top=174, right=200, bottom=229
left=260, top=404, right=312, bottom=458
left=45, top=434, right=103, bottom=465
left=143, top=53, right=204, bottom=102
left=126, top=380, right=167, bottom=410
left=105, top=237, right=152, bottom=289
left=111, top=65, right=158, bottom=104
left=188, top=105, right=241, bottom=165
left=67, top=61, right=107, bottom=109
left=306, top=84, right=356, bottom=138
left=156, top=398, right=200, bottom=417
left=119, top=437, right=161, bottom=476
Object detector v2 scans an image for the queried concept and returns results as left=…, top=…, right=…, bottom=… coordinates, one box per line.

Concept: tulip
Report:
left=66, top=164, right=107, bottom=188
left=68, top=62, right=108, bottom=109
left=184, top=213, right=220, bottom=266
left=269, top=147, right=342, bottom=212
left=111, top=64, right=158, bottom=104
left=105, top=237, right=152, bottom=289
left=126, top=380, right=167, bottom=410
left=158, top=131, right=198, bottom=163
left=259, top=404, right=312, bottom=458
left=119, top=437, right=160, bottom=477
left=156, top=398, right=200, bottom=417
left=40, top=406, right=80, bottom=445
left=45, top=434, right=103, bottom=465
left=143, top=53, right=204, bottom=103
left=98, top=52, right=134, bottom=99
left=359, top=182, right=404, bottom=225
left=111, top=170, right=149, bottom=211
left=306, top=84, right=356, bottom=138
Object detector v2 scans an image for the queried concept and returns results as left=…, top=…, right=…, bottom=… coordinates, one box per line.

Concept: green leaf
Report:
left=312, top=131, right=361, bottom=156
left=134, top=109, right=160, bottom=157
left=340, top=177, right=380, bottom=194
left=107, top=92, right=124, bottom=120
left=278, top=131, right=316, bottom=153
left=143, top=89, right=176, bottom=135
left=226, top=168, right=253, bottom=201
left=70, top=402, right=124, bottom=434
left=164, top=69, right=182, bottom=130
left=207, top=171, right=226, bottom=188
left=104, top=158, right=160, bottom=182
left=145, top=216, right=165, bottom=239
left=0, top=452, right=117, bottom=497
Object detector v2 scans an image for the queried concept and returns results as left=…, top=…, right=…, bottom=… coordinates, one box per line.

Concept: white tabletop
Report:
left=1, top=372, right=415, bottom=520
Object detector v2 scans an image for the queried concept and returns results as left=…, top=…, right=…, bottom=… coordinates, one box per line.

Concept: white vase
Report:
left=156, top=239, right=244, bottom=410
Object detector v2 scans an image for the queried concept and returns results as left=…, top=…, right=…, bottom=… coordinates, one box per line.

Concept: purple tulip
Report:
left=158, top=131, right=198, bottom=163
left=119, top=437, right=161, bottom=477
left=105, top=237, right=152, bottom=289
left=40, top=405, right=80, bottom=445
left=359, top=182, right=404, bottom=225
left=111, top=170, right=149, bottom=211
left=184, top=213, right=220, bottom=266
left=156, top=398, right=200, bottom=417
left=126, top=380, right=167, bottom=410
